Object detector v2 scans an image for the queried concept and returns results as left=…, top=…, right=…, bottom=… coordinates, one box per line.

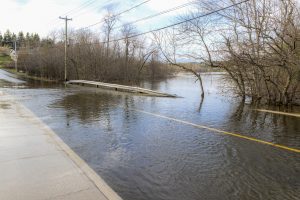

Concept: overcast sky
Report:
left=0, top=0, right=192, bottom=37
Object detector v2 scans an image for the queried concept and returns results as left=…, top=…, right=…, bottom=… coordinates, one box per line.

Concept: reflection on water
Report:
left=53, top=91, right=121, bottom=124
left=1, top=72, right=299, bottom=200
left=0, top=103, right=11, bottom=109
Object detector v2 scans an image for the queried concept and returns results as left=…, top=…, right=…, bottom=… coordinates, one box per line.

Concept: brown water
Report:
left=1, top=69, right=299, bottom=200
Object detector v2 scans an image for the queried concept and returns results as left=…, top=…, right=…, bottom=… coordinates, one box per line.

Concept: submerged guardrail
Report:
left=67, top=80, right=178, bottom=98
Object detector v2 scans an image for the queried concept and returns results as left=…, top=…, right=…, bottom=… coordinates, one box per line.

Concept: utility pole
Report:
left=14, top=40, right=18, bottom=72
left=59, top=16, right=72, bottom=82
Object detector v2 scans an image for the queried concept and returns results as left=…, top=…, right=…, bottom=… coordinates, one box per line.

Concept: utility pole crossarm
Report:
left=59, top=16, right=72, bottom=82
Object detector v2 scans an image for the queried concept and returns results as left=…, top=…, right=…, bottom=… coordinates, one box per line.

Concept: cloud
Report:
left=146, top=0, right=191, bottom=12
left=0, top=0, right=71, bottom=36
left=14, top=0, right=29, bottom=4
left=0, top=0, right=193, bottom=37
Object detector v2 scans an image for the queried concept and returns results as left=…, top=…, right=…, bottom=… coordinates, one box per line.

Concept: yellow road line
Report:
left=256, top=109, right=300, bottom=118
left=129, top=108, right=300, bottom=154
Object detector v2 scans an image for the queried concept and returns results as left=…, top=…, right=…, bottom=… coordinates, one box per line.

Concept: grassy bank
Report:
left=0, top=54, right=12, bottom=67
left=0, top=54, right=58, bottom=83
left=1, top=67, right=59, bottom=83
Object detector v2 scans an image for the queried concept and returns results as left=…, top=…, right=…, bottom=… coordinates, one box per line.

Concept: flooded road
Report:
left=1, top=69, right=299, bottom=200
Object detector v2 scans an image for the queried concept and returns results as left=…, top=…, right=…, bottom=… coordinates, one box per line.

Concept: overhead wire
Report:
left=50, top=0, right=151, bottom=32
left=77, top=0, right=250, bottom=45
left=76, top=0, right=151, bottom=31
left=62, top=0, right=98, bottom=16
left=70, top=0, right=114, bottom=19
left=49, top=0, right=100, bottom=29
left=41, top=0, right=249, bottom=50
left=97, top=0, right=198, bottom=34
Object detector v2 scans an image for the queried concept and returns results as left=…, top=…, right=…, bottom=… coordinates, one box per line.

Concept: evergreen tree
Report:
left=25, top=32, right=31, bottom=47
left=12, top=33, right=17, bottom=41
left=40, top=38, right=54, bottom=47
left=3, top=30, right=12, bottom=47
left=32, top=33, right=40, bottom=47
left=0, top=32, right=3, bottom=46
left=18, top=31, right=25, bottom=47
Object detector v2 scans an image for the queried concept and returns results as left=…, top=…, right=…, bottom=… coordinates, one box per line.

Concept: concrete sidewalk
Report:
left=0, top=92, right=123, bottom=200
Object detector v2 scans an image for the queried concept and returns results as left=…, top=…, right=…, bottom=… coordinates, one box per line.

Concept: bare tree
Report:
left=102, top=10, right=118, bottom=58
left=121, top=24, right=137, bottom=81
left=164, top=0, right=300, bottom=105
left=153, top=28, right=205, bottom=98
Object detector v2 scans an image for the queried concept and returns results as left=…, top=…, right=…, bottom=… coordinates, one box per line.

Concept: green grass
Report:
left=1, top=67, right=59, bottom=83
left=0, top=54, right=57, bottom=82
left=0, top=55, right=12, bottom=68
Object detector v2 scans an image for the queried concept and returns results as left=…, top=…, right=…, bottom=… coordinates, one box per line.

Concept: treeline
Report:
left=0, top=30, right=48, bottom=48
left=15, top=26, right=173, bottom=83
left=1, top=19, right=174, bottom=82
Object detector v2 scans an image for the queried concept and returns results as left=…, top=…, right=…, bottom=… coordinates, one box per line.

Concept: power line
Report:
left=38, top=0, right=249, bottom=50
left=77, top=0, right=151, bottom=31
left=70, top=0, right=114, bottom=18
left=49, top=0, right=96, bottom=24
left=78, top=0, right=250, bottom=45
left=114, top=0, right=151, bottom=17
left=122, top=1, right=197, bottom=26
left=50, top=0, right=111, bottom=28
left=48, top=0, right=98, bottom=29
left=62, top=0, right=98, bottom=16
left=50, top=0, right=151, bottom=33
left=98, top=0, right=198, bottom=34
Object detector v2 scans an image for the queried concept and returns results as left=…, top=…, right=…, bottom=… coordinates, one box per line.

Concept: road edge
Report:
left=5, top=92, right=123, bottom=200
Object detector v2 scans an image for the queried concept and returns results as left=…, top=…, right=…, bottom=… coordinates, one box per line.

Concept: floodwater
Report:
left=0, top=69, right=299, bottom=200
